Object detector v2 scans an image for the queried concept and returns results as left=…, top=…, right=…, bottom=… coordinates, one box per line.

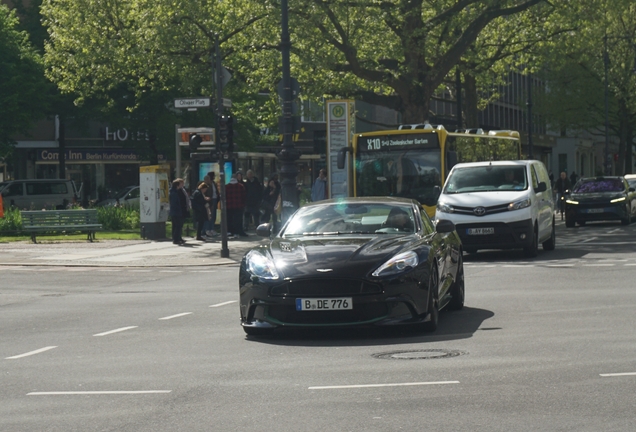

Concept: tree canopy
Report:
left=0, top=4, right=49, bottom=155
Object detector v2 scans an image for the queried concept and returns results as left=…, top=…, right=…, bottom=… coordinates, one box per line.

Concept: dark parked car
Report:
left=238, top=197, right=464, bottom=336
left=565, top=176, right=636, bottom=227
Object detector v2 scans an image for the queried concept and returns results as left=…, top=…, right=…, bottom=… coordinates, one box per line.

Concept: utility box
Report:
left=140, top=165, right=170, bottom=239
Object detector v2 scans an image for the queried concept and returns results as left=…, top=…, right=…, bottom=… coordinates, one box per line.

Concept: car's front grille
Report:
left=270, top=279, right=382, bottom=297
left=452, top=203, right=510, bottom=216
left=455, top=221, right=531, bottom=246
left=267, top=303, right=388, bottom=325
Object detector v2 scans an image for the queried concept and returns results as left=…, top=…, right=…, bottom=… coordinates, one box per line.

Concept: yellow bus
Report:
left=337, top=124, right=522, bottom=217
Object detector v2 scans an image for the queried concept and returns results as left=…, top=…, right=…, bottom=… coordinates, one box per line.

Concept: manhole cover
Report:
left=372, top=349, right=467, bottom=360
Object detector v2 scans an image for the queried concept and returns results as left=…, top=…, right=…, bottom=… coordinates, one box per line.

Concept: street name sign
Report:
left=174, top=98, right=211, bottom=109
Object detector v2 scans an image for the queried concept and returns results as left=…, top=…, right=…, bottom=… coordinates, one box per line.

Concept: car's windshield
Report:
left=114, top=187, right=134, bottom=199
left=282, top=203, right=417, bottom=236
left=444, top=165, right=528, bottom=193
left=572, top=178, right=625, bottom=193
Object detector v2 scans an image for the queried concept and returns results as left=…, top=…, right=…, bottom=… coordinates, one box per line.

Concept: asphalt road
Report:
left=2, top=218, right=636, bottom=431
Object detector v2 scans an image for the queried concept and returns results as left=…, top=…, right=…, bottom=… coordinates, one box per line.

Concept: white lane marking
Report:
left=159, top=312, right=192, bottom=320
left=625, top=263, right=636, bottom=266
left=600, top=372, right=636, bottom=377
left=209, top=300, right=237, bottom=308
left=93, top=326, right=138, bottom=337
left=581, top=237, right=598, bottom=243
left=582, top=264, right=615, bottom=267
left=546, top=265, right=574, bottom=268
left=607, top=229, right=622, bottom=234
left=5, top=346, right=57, bottom=360
left=309, top=381, right=459, bottom=390
left=27, top=390, right=171, bottom=395
left=130, top=270, right=151, bottom=272
left=159, top=270, right=182, bottom=273
left=502, top=265, right=530, bottom=268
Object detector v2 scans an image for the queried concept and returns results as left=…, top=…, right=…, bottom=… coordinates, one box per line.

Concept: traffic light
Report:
left=188, top=133, right=202, bottom=151
left=217, top=114, right=234, bottom=153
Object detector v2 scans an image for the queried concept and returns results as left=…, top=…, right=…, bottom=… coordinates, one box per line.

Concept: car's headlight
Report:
left=565, top=200, right=579, bottom=205
left=437, top=202, right=454, bottom=213
left=372, top=251, right=419, bottom=277
left=508, top=198, right=531, bottom=211
left=611, top=197, right=626, bottom=203
left=246, top=250, right=280, bottom=280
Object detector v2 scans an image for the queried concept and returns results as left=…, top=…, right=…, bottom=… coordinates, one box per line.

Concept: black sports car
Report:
left=565, top=176, right=636, bottom=227
left=238, top=197, right=464, bottom=336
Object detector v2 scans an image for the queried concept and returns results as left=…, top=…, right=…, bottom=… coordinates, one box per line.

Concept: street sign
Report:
left=174, top=98, right=210, bottom=109
left=214, top=67, right=232, bottom=87
left=222, top=98, right=232, bottom=108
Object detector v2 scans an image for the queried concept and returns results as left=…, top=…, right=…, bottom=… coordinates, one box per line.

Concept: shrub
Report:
left=97, top=206, right=140, bottom=231
left=0, top=207, right=22, bottom=235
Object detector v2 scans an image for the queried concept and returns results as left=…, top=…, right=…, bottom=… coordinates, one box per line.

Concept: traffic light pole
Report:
left=215, top=35, right=229, bottom=258
left=278, top=0, right=301, bottom=223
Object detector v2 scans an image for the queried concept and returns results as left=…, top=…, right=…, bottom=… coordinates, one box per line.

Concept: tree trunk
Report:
left=617, top=99, right=629, bottom=176
left=464, top=74, right=479, bottom=128
left=149, top=132, right=159, bottom=165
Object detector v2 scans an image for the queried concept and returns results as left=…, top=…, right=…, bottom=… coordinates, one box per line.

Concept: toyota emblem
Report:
left=473, top=206, right=486, bottom=216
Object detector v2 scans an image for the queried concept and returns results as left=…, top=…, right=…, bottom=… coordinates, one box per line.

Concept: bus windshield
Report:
left=355, top=149, right=442, bottom=206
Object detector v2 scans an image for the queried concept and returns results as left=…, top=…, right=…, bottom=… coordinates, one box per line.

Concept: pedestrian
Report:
left=554, top=171, right=571, bottom=216
left=169, top=179, right=185, bottom=245
left=261, top=174, right=281, bottom=231
left=178, top=178, right=191, bottom=237
left=243, top=169, right=263, bottom=230
left=570, top=171, right=578, bottom=186
left=190, top=182, right=210, bottom=241
left=204, top=172, right=220, bottom=237
left=225, top=173, right=248, bottom=237
left=311, top=168, right=328, bottom=202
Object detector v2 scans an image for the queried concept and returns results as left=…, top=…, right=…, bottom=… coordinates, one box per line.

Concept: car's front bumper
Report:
left=454, top=219, right=534, bottom=251
left=566, top=201, right=628, bottom=222
left=238, top=269, right=432, bottom=329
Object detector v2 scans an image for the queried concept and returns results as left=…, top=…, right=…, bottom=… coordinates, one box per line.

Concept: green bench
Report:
left=20, top=209, right=102, bottom=243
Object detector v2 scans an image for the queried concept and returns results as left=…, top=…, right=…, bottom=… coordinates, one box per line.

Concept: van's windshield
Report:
left=444, top=165, right=528, bottom=194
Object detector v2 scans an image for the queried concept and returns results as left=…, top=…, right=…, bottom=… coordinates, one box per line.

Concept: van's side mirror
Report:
left=536, top=182, right=547, bottom=193
left=337, top=147, right=352, bottom=170
left=446, top=151, right=458, bottom=170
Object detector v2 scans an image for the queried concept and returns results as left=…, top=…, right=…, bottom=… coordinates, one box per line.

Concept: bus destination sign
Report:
left=359, top=133, right=438, bottom=151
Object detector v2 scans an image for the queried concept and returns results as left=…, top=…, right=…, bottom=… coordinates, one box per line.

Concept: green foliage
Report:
left=0, top=4, right=49, bottom=155
left=97, top=206, right=140, bottom=231
left=0, top=207, right=22, bottom=235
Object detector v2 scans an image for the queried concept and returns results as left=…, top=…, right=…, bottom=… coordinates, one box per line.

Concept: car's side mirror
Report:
left=629, top=187, right=635, bottom=192
left=256, top=223, right=272, bottom=237
left=435, top=219, right=455, bottom=234
left=535, top=181, right=547, bottom=193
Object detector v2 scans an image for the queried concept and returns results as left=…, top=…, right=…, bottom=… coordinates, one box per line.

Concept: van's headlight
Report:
left=437, top=202, right=454, bottom=213
left=508, top=198, right=531, bottom=211
left=372, top=251, right=418, bottom=277
left=245, top=250, right=280, bottom=280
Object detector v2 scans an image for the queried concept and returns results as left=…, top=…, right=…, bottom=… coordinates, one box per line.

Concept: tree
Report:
left=0, top=4, right=49, bottom=156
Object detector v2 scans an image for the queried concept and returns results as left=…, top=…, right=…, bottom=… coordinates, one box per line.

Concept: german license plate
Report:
left=296, top=298, right=352, bottom=311
left=466, top=227, right=494, bottom=235
left=586, top=208, right=603, bottom=213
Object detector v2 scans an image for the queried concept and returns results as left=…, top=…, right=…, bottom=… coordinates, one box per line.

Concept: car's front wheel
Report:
left=448, top=255, right=465, bottom=311
left=421, top=268, right=439, bottom=332
left=542, top=217, right=556, bottom=251
left=523, top=225, right=539, bottom=258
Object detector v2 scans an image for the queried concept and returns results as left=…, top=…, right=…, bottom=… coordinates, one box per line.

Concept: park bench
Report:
left=20, top=209, right=102, bottom=243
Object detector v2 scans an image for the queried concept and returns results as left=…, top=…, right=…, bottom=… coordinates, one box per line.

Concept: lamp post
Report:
left=214, top=34, right=229, bottom=258
left=277, top=0, right=301, bottom=224
left=604, top=34, right=611, bottom=175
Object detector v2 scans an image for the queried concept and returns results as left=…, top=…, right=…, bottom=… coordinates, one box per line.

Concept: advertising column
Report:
left=326, top=100, right=353, bottom=198
left=140, top=165, right=170, bottom=239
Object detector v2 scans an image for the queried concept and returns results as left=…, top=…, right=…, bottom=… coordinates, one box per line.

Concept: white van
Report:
left=435, top=160, right=555, bottom=257
left=0, top=179, right=78, bottom=210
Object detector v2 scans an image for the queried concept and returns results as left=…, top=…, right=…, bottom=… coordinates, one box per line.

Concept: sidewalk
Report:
left=0, top=235, right=266, bottom=268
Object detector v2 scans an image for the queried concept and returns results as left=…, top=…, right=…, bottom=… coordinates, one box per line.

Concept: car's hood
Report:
left=440, top=191, right=528, bottom=207
left=267, top=235, right=417, bottom=279
left=569, top=191, right=625, bottom=202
